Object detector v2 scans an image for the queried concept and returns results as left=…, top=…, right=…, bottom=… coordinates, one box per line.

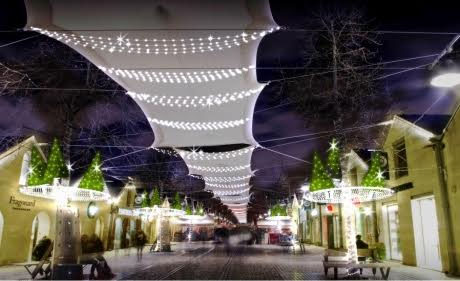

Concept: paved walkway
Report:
left=0, top=243, right=455, bottom=280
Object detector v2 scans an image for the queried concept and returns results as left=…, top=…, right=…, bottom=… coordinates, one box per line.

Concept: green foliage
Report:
left=362, top=152, right=385, bottom=187
left=141, top=191, right=151, bottom=208
left=27, top=146, right=46, bottom=186
left=310, top=151, right=334, bottom=192
left=270, top=204, right=287, bottom=216
left=172, top=192, right=182, bottom=210
left=150, top=188, right=162, bottom=206
left=375, top=242, right=386, bottom=261
left=43, top=138, right=68, bottom=184
left=185, top=204, right=193, bottom=215
left=327, top=138, right=341, bottom=179
left=196, top=202, right=204, bottom=215
left=78, top=152, right=104, bottom=191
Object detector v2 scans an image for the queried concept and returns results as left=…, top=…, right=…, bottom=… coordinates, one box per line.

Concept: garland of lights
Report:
left=219, top=195, right=250, bottom=201
left=178, top=147, right=254, bottom=160
left=207, top=187, right=250, bottom=196
left=188, top=164, right=250, bottom=173
left=148, top=117, right=249, bottom=131
left=206, top=182, right=249, bottom=189
left=202, top=174, right=252, bottom=182
left=99, top=65, right=254, bottom=84
left=31, top=27, right=280, bottom=55
left=126, top=85, right=264, bottom=108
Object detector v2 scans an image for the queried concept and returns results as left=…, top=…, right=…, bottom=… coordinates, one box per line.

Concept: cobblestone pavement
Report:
left=0, top=243, right=456, bottom=280
left=122, top=243, right=455, bottom=280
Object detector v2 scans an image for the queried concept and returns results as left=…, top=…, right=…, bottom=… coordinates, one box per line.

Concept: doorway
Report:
left=411, top=195, right=442, bottom=271
left=29, top=212, right=51, bottom=261
left=382, top=204, right=402, bottom=260
left=114, top=217, right=122, bottom=249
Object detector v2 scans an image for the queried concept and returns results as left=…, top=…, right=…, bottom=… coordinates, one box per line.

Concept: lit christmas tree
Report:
left=78, top=152, right=105, bottom=191
left=310, top=151, right=334, bottom=192
left=327, top=138, right=341, bottom=179
left=185, top=204, right=193, bottom=215
left=196, top=202, right=204, bottom=215
left=43, top=138, right=68, bottom=184
left=270, top=204, right=287, bottom=216
left=150, top=188, right=162, bottom=206
left=362, top=152, right=385, bottom=187
left=27, top=146, right=46, bottom=186
left=172, top=192, right=182, bottom=210
left=141, top=191, right=151, bottom=207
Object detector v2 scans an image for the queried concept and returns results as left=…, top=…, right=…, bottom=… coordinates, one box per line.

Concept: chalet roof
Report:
left=398, top=114, right=451, bottom=135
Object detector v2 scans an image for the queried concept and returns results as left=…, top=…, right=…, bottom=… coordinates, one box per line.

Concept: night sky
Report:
left=1, top=1, right=460, bottom=217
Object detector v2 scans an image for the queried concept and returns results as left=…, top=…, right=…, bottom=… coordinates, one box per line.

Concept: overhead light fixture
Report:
left=431, top=73, right=460, bottom=88
left=430, top=35, right=460, bottom=88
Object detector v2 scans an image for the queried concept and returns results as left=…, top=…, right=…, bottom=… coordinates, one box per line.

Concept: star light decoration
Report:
left=31, top=27, right=280, bottom=55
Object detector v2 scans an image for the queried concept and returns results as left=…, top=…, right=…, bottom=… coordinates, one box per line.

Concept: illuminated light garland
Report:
left=126, top=85, right=264, bottom=108
left=202, top=174, right=252, bottom=183
left=98, top=65, right=255, bottom=84
left=19, top=185, right=111, bottom=202
left=178, top=147, right=254, bottom=160
left=306, top=186, right=394, bottom=204
left=206, top=182, right=249, bottom=189
left=207, top=187, right=250, bottom=196
left=188, top=164, right=251, bottom=173
left=31, top=26, right=280, bottom=55
left=148, top=117, right=249, bottom=131
left=219, top=195, right=250, bottom=201
left=151, top=147, right=180, bottom=157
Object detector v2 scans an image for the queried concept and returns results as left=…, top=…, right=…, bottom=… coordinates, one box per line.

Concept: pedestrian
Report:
left=135, top=229, right=147, bottom=261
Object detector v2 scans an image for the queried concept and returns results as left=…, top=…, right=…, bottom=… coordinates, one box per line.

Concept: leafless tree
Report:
left=283, top=8, right=391, bottom=148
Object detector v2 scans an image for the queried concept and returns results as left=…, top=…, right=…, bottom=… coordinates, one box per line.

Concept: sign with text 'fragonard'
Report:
left=9, top=196, right=36, bottom=211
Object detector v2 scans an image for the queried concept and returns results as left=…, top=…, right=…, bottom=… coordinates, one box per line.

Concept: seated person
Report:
left=356, top=234, right=369, bottom=249
left=32, top=236, right=53, bottom=261
left=81, top=234, right=115, bottom=279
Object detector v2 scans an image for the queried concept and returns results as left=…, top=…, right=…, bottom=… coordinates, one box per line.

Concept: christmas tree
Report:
left=270, top=204, right=287, bottom=216
left=196, top=202, right=204, bottom=215
left=27, top=146, right=46, bottom=186
left=327, top=138, right=341, bottom=179
left=172, top=192, right=182, bottom=210
left=185, top=204, right=193, bottom=215
left=79, top=152, right=105, bottom=191
left=43, top=138, right=68, bottom=184
left=141, top=191, right=151, bottom=207
left=310, top=151, right=334, bottom=192
left=150, top=188, right=162, bottom=206
left=362, top=152, right=385, bottom=187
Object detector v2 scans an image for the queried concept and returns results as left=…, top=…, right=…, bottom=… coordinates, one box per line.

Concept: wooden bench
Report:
left=323, top=249, right=393, bottom=280
left=13, top=243, right=53, bottom=279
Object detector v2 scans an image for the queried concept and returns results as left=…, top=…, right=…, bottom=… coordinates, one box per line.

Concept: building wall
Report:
left=441, top=109, right=460, bottom=274
left=380, top=118, right=448, bottom=270
left=0, top=138, right=114, bottom=265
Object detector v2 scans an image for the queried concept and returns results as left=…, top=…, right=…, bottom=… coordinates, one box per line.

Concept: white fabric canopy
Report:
left=25, top=0, right=276, bottom=222
left=25, top=0, right=276, bottom=147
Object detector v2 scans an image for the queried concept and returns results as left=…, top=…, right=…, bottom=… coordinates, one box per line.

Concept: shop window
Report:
left=393, top=139, right=408, bottom=178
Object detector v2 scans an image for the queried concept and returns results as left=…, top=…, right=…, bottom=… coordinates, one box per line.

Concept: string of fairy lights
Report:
left=147, top=117, right=249, bottom=131
left=31, top=26, right=280, bottom=55
left=98, top=65, right=255, bottom=84
left=188, top=164, right=251, bottom=173
left=177, top=147, right=254, bottom=160
left=126, top=85, right=264, bottom=108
